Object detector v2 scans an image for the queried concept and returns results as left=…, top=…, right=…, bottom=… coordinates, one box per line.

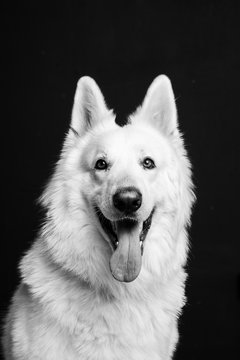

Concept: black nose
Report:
left=113, top=187, right=142, bottom=213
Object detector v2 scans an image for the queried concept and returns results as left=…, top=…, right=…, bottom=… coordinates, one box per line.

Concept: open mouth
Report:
left=95, top=208, right=154, bottom=282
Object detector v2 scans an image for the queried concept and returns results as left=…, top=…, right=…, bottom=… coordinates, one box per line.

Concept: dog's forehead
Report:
left=95, top=124, right=164, bottom=150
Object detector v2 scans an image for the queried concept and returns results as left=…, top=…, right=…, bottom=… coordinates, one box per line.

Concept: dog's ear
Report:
left=70, top=76, right=110, bottom=137
left=136, top=75, right=178, bottom=136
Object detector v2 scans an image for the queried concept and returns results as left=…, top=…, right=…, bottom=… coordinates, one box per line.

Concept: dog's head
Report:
left=41, top=76, right=194, bottom=284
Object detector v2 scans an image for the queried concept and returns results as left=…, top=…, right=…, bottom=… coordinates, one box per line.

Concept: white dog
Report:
left=3, top=75, right=195, bottom=359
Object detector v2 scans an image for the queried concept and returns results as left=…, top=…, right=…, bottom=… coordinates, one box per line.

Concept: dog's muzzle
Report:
left=95, top=189, right=154, bottom=283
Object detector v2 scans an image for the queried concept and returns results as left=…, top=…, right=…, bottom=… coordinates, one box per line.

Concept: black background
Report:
left=2, top=1, right=240, bottom=358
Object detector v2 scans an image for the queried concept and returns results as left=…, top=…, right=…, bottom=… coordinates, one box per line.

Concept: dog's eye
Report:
left=142, top=157, right=156, bottom=170
left=95, top=159, right=108, bottom=170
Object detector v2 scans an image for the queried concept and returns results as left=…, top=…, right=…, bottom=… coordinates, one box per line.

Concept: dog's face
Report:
left=43, top=76, right=193, bottom=284
left=80, top=124, right=174, bottom=282
left=83, top=124, right=170, bottom=221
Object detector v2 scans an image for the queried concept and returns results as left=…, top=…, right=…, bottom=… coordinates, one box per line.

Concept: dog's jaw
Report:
left=95, top=208, right=154, bottom=282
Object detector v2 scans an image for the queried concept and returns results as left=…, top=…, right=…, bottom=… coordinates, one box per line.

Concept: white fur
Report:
left=2, top=75, right=195, bottom=359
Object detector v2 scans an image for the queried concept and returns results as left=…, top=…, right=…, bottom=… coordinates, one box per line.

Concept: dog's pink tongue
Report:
left=110, top=221, right=142, bottom=282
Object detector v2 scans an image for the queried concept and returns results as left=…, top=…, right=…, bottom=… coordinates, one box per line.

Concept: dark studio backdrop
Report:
left=2, top=0, right=240, bottom=359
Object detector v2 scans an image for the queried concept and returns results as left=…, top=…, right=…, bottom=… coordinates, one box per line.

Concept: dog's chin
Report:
left=94, top=207, right=154, bottom=283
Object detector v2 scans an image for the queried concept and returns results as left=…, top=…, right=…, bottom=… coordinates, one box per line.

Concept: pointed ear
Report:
left=135, top=75, right=178, bottom=136
left=70, top=76, right=109, bottom=136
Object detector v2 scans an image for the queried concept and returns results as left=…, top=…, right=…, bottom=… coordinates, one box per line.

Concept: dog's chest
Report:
left=70, top=295, right=174, bottom=359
